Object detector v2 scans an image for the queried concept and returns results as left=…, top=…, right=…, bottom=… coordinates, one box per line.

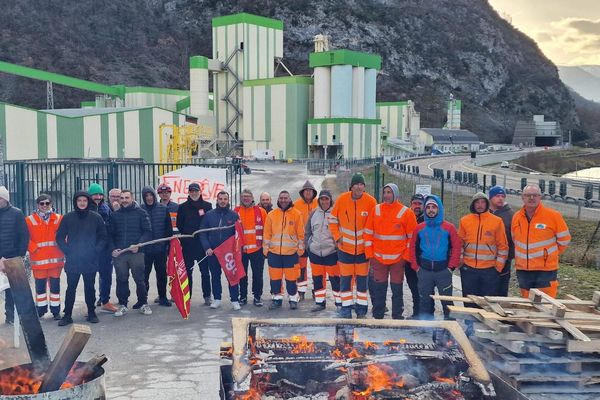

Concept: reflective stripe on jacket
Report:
left=329, top=191, right=377, bottom=256
left=458, top=211, right=508, bottom=271
left=511, top=203, right=570, bottom=271
left=263, top=206, right=305, bottom=256
left=26, top=213, right=65, bottom=270
left=364, top=202, right=417, bottom=264
left=235, top=205, right=267, bottom=253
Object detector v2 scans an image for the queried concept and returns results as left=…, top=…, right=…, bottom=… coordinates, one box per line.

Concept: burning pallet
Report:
left=0, top=257, right=107, bottom=398
left=439, top=289, right=600, bottom=394
left=220, top=317, right=498, bottom=399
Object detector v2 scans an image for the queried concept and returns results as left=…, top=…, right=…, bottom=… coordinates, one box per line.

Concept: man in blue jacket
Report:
left=141, top=186, right=173, bottom=307
left=199, top=191, right=241, bottom=310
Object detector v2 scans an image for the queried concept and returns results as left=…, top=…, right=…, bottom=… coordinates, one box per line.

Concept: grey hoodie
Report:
left=304, top=191, right=336, bottom=257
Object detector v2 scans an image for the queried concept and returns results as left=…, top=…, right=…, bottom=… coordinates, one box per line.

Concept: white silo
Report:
left=189, top=55, right=209, bottom=116
left=330, top=65, right=353, bottom=117
left=352, top=66, right=365, bottom=118
left=364, top=68, right=377, bottom=119
left=314, top=67, right=331, bottom=118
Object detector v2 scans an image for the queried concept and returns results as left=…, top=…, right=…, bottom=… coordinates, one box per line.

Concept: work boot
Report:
left=289, top=301, right=298, bottom=310
left=339, top=306, right=352, bottom=319
left=158, top=297, right=172, bottom=307
left=58, top=316, right=73, bottom=326
left=268, top=300, right=282, bottom=310
left=86, top=312, right=99, bottom=324
left=311, top=303, right=326, bottom=312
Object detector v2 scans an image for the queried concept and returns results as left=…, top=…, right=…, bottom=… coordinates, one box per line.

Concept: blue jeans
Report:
left=207, top=255, right=239, bottom=301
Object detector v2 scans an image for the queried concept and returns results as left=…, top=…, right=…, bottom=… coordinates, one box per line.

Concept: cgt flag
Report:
left=167, top=238, right=191, bottom=319
left=213, top=222, right=246, bottom=286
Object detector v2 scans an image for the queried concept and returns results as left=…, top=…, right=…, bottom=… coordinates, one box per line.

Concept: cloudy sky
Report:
left=489, top=0, right=600, bottom=66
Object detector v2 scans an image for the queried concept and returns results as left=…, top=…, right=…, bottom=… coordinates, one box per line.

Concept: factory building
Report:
left=512, top=114, right=562, bottom=147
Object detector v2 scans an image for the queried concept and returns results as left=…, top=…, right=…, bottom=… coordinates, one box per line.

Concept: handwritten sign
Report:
left=159, top=166, right=227, bottom=206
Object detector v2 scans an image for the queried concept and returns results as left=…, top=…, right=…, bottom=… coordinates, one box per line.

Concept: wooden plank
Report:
left=529, top=289, right=567, bottom=318
left=39, top=324, right=92, bottom=393
left=567, top=339, right=600, bottom=353
left=485, top=295, right=596, bottom=306
left=1, top=257, right=51, bottom=371
left=556, top=320, right=592, bottom=342
left=473, top=328, right=565, bottom=344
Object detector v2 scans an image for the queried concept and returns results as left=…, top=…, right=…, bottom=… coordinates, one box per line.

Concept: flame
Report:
left=346, top=348, right=362, bottom=359
left=236, top=387, right=262, bottom=400
left=331, top=348, right=345, bottom=359
left=431, top=372, right=456, bottom=385
left=352, top=364, right=405, bottom=396
left=363, top=341, right=379, bottom=350
left=287, top=335, right=316, bottom=354
left=383, top=338, right=407, bottom=346
left=0, top=364, right=88, bottom=395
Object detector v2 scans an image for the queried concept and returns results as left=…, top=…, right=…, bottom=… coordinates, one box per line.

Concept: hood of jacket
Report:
left=424, top=195, right=444, bottom=227
left=299, top=180, right=317, bottom=201
left=470, top=192, right=490, bottom=214
left=383, top=183, right=400, bottom=203
left=72, top=191, right=92, bottom=215
left=318, top=189, right=334, bottom=211
left=142, top=186, right=158, bottom=208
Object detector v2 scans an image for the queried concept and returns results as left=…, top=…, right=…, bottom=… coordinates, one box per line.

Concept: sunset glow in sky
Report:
left=489, top=0, right=600, bottom=66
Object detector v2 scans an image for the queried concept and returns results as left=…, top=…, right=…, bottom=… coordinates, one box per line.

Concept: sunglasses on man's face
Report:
left=38, top=201, right=51, bottom=206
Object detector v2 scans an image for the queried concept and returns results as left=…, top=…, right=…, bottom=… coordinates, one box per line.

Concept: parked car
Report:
left=500, top=161, right=510, bottom=168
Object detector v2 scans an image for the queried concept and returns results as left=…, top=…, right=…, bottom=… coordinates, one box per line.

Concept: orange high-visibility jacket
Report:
left=364, top=201, right=417, bottom=264
left=329, top=191, right=377, bottom=256
left=235, top=205, right=267, bottom=254
left=263, top=206, right=305, bottom=256
left=458, top=211, right=509, bottom=271
left=293, top=198, right=317, bottom=226
left=511, top=203, right=570, bottom=271
left=25, top=213, right=65, bottom=271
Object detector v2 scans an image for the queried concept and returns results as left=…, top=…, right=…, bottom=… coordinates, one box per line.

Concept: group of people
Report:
left=0, top=171, right=571, bottom=325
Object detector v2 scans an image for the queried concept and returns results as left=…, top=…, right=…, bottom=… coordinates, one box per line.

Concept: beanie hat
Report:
left=88, top=183, right=104, bottom=196
left=0, top=186, right=9, bottom=202
left=411, top=193, right=425, bottom=203
left=425, top=197, right=438, bottom=208
left=488, top=185, right=506, bottom=199
left=470, top=192, right=490, bottom=213
left=383, top=183, right=400, bottom=202
left=350, top=173, right=366, bottom=189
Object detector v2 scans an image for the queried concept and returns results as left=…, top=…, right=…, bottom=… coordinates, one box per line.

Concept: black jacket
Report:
left=141, top=186, right=173, bottom=254
left=199, top=205, right=239, bottom=250
left=108, top=202, right=152, bottom=251
left=176, top=196, right=212, bottom=246
left=56, top=192, right=107, bottom=273
left=491, top=204, right=515, bottom=260
left=0, top=203, right=29, bottom=258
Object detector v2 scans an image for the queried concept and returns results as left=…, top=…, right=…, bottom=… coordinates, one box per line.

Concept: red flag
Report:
left=167, top=238, right=191, bottom=319
left=213, top=222, right=246, bottom=286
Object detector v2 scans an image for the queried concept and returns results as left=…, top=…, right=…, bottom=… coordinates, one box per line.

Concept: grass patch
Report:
left=512, top=148, right=600, bottom=175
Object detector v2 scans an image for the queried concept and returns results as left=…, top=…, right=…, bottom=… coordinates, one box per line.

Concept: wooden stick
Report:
left=78, top=354, right=108, bottom=381
left=39, top=324, right=92, bottom=393
left=115, top=224, right=235, bottom=256
left=1, top=257, right=50, bottom=371
left=529, top=289, right=567, bottom=318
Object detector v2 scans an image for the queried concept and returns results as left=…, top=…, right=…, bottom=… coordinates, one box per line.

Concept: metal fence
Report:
left=1, top=159, right=242, bottom=215
left=307, top=157, right=384, bottom=175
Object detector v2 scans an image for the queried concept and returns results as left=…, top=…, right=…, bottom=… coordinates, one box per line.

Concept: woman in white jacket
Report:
left=304, top=190, right=340, bottom=312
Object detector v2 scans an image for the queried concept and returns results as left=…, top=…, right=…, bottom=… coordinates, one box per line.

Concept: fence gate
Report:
left=2, top=160, right=242, bottom=215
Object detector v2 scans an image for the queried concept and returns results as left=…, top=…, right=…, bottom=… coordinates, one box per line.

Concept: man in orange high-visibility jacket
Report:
left=458, top=192, right=508, bottom=306
left=263, top=191, right=305, bottom=310
left=293, top=180, right=318, bottom=300
left=235, top=189, right=267, bottom=307
left=364, top=183, right=417, bottom=320
left=25, top=194, right=65, bottom=319
left=329, top=173, right=377, bottom=319
left=512, top=184, right=570, bottom=298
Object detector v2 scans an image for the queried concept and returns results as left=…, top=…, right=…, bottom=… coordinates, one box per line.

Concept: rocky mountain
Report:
left=0, top=0, right=582, bottom=143
left=559, top=66, right=600, bottom=102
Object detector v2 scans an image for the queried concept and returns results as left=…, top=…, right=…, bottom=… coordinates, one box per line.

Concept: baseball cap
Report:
left=157, top=184, right=172, bottom=193
left=411, top=194, right=425, bottom=203
left=188, top=183, right=200, bottom=191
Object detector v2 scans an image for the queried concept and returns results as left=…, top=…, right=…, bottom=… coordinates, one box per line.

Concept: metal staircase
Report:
left=220, top=48, right=243, bottom=156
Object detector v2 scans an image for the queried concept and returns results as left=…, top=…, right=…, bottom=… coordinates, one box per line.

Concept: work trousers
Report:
left=460, top=265, right=500, bottom=308
left=338, top=251, right=369, bottom=318
left=517, top=269, right=558, bottom=298
left=239, top=251, right=265, bottom=301
left=268, top=252, right=300, bottom=304
left=206, top=255, right=239, bottom=301
left=144, top=251, right=168, bottom=299
left=113, top=252, right=147, bottom=306
left=404, top=263, right=420, bottom=316
left=97, top=250, right=114, bottom=305
left=497, top=259, right=513, bottom=296
left=297, top=256, right=309, bottom=294
left=35, top=275, right=61, bottom=317
left=369, top=259, right=405, bottom=320
left=182, top=242, right=210, bottom=299
left=416, top=267, right=453, bottom=319
left=63, top=271, right=96, bottom=317
left=312, top=262, right=341, bottom=306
